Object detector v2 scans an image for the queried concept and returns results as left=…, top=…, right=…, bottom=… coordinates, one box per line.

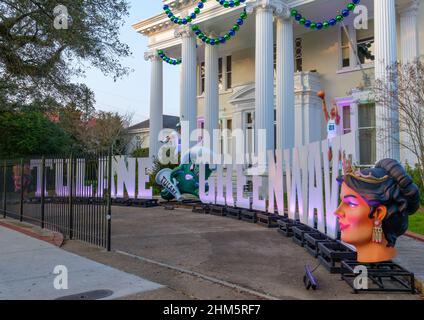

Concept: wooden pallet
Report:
left=240, top=209, right=258, bottom=223
left=226, top=207, right=241, bottom=220
left=277, top=218, right=301, bottom=237
left=292, top=225, right=318, bottom=247
left=304, top=233, right=332, bottom=258
left=210, top=205, right=227, bottom=217
left=257, top=213, right=279, bottom=228
left=318, top=241, right=357, bottom=274
left=131, top=199, right=159, bottom=208
left=192, top=204, right=210, bottom=214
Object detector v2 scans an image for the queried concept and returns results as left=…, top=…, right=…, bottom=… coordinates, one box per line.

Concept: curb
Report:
left=0, top=219, right=64, bottom=247
left=405, top=231, right=424, bottom=243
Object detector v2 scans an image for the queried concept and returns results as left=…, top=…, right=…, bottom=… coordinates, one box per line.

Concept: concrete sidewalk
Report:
left=395, top=236, right=424, bottom=286
left=0, top=226, right=162, bottom=300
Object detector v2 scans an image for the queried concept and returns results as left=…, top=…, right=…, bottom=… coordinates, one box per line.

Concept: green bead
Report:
left=224, top=2, right=229, bottom=8
left=158, top=50, right=164, bottom=55
left=206, top=38, right=211, bottom=44
left=291, top=9, right=298, bottom=17
left=186, top=16, right=192, bottom=22
left=234, top=0, right=240, bottom=6
left=299, top=18, right=305, bottom=25
left=165, top=9, right=171, bottom=14
left=240, top=12, right=247, bottom=19
left=177, top=19, right=183, bottom=25
left=194, top=7, right=200, bottom=14
left=347, top=3, right=355, bottom=11
left=323, top=21, right=329, bottom=28
left=224, top=34, right=230, bottom=40
left=336, top=15, right=343, bottom=22
left=192, top=25, right=199, bottom=31
left=233, top=24, right=240, bottom=31
left=310, top=22, right=316, bottom=29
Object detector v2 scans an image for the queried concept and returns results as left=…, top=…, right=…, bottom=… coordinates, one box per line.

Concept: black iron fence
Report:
left=0, top=152, right=112, bottom=250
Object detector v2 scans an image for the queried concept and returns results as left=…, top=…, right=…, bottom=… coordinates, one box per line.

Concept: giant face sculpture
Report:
left=335, top=159, right=420, bottom=263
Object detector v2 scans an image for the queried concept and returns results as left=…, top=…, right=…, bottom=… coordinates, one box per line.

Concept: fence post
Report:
left=40, top=156, right=45, bottom=229
left=19, top=158, right=24, bottom=222
left=106, top=148, right=112, bottom=251
left=2, top=160, right=6, bottom=218
left=69, top=154, right=74, bottom=240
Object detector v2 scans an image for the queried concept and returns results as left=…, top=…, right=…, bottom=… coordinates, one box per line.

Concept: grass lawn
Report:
left=409, top=208, right=424, bottom=235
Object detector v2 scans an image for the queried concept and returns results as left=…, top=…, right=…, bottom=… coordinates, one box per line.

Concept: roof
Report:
left=127, top=115, right=180, bottom=132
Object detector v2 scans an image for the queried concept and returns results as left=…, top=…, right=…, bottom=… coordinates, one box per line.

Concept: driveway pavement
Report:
left=103, top=206, right=420, bottom=300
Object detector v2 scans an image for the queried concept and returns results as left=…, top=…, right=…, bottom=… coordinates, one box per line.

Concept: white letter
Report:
left=252, top=175, right=266, bottom=212
left=268, top=150, right=285, bottom=215
left=236, top=165, right=250, bottom=209
left=307, top=142, right=324, bottom=231
left=137, top=158, right=153, bottom=199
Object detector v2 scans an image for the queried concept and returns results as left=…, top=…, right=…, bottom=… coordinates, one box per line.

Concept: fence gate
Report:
left=0, top=153, right=112, bottom=250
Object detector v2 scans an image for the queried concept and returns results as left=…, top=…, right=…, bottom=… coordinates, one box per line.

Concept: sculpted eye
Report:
left=343, top=196, right=359, bottom=208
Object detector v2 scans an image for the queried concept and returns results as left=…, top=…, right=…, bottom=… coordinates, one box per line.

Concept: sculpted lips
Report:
left=339, top=223, right=350, bottom=231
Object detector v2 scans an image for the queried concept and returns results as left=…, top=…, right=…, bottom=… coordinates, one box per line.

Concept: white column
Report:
left=400, top=1, right=420, bottom=63
left=250, top=4, right=275, bottom=160
left=176, top=26, right=198, bottom=149
left=144, top=52, right=163, bottom=159
left=374, top=0, right=400, bottom=160
left=399, top=0, right=420, bottom=165
left=276, top=13, right=295, bottom=151
left=204, top=41, right=219, bottom=152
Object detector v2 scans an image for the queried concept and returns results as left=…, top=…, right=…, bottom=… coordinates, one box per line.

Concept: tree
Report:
left=374, top=58, right=424, bottom=188
left=58, top=106, right=131, bottom=153
left=0, top=0, right=131, bottom=111
left=0, top=111, right=71, bottom=157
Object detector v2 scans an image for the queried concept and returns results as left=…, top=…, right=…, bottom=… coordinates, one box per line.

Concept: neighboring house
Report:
left=135, top=0, right=423, bottom=165
left=126, top=115, right=180, bottom=154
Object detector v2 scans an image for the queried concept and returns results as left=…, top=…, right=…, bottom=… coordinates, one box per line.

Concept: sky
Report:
left=78, top=1, right=179, bottom=126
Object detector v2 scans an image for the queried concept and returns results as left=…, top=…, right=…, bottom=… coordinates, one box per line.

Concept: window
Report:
left=226, top=56, right=232, bottom=90
left=343, top=106, right=352, bottom=134
left=358, top=103, right=376, bottom=165
left=199, top=62, right=205, bottom=95
left=246, top=112, right=255, bottom=167
left=200, top=120, right=205, bottom=143
left=356, top=20, right=375, bottom=65
left=227, top=119, right=233, bottom=156
left=135, top=135, right=142, bottom=149
left=295, top=38, right=303, bottom=72
left=218, top=57, right=223, bottom=91
left=340, top=20, right=375, bottom=70
left=199, top=55, right=232, bottom=94
left=341, top=26, right=351, bottom=68
left=273, top=44, right=277, bottom=75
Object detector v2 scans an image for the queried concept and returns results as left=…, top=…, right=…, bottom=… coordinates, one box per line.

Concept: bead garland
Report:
left=191, top=9, right=248, bottom=45
left=157, top=50, right=182, bottom=65
left=291, top=0, right=361, bottom=30
left=163, top=0, right=207, bottom=25
left=215, top=0, right=246, bottom=8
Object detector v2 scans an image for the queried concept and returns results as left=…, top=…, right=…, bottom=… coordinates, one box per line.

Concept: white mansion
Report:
left=134, top=0, right=423, bottom=165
